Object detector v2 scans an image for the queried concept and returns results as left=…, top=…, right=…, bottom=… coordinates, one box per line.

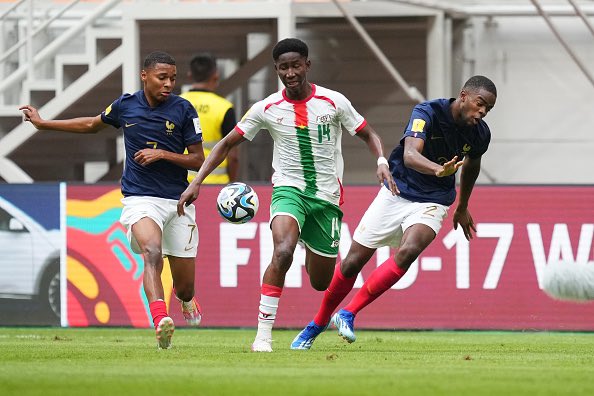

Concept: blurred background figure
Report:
left=181, top=53, right=238, bottom=184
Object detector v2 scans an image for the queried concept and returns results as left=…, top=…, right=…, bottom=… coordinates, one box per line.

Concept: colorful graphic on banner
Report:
left=0, top=184, right=61, bottom=326
left=66, top=187, right=175, bottom=327
left=64, top=185, right=594, bottom=330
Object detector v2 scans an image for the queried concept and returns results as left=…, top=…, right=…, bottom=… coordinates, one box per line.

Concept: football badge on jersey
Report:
left=411, top=118, right=426, bottom=132
left=192, top=117, right=203, bottom=137
left=165, top=120, right=175, bottom=135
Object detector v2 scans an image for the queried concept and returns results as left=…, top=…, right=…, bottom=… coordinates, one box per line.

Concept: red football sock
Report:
left=257, top=283, right=283, bottom=324
left=149, top=300, right=168, bottom=329
left=313, top=263, right=357, bottom=326
left=261, top=283, right=282, bottom=298
left=344, top=257, right=407, bottom=315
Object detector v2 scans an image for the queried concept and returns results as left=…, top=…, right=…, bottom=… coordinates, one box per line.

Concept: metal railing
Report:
left=530, top=0, right=594, bottom=89
left=0, top=0, right=124, bottom=183
left=0, top=0, right=27, bottom=21
left=0, top=0, right=122, bottom=96
left=0, top=0, right=82, bottom=66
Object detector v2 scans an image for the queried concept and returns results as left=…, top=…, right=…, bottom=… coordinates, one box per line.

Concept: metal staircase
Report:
left=0, top=0, right=123, bottom=182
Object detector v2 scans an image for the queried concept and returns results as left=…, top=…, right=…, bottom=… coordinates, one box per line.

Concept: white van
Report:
left=0, top=196, right=61, bottom=319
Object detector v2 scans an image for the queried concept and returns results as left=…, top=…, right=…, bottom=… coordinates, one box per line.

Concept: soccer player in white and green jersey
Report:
left=177, top=38, right=397, bottom=352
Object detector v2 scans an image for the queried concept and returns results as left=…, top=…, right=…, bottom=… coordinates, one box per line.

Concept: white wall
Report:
left=465, top=16, right=594, bottom=184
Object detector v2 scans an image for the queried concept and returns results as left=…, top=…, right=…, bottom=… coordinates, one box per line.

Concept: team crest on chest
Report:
left=316, top=114, right=332, bottom=123
left=165, top=120, right=175, bottom=135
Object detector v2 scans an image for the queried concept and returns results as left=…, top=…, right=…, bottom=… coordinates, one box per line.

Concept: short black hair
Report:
left=463, top=75, right=497, bottom=97
left=272, top=38, right=308, bottom=61
left=189, top=53, right=217, bottom=82
left=143, top=51, right=176, bottom=69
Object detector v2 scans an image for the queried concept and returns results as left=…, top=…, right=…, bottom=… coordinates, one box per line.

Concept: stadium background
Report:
left=0, top=0, right=592, bottom=329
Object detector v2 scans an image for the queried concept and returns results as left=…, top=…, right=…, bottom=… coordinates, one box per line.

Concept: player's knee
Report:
left=271, top=246, right=294, bottom=272
left=142, top=244, right=162, bottom=265
left=395, top=244, right=422, bottom=269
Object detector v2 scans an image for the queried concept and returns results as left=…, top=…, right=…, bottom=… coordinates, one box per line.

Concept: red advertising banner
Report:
left=66, top=185, right=594, bottom=330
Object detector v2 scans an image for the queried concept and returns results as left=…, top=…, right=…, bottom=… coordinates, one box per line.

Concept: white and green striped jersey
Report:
left=235, top=84, right=367, bottom=206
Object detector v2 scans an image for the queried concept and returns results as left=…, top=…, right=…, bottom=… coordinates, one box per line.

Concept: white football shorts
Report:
left=353, top=187, right=449, bottom=249
left=120, top=196, right=198, bottom=258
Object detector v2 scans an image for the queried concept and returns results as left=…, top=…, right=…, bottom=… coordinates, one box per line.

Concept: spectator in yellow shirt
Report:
left=181, top=53, right=238, bottom=183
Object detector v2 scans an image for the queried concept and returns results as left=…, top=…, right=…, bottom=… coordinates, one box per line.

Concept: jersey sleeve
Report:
left=335, top=93, right=365, bottom=136
left=235, top=101, right=266, bottom=141
left=100, top=96, right=122, bottom=129
left=221, top=107, right=237, bottom=137
left=182, top=103, right=203, bottom=147
left=468, top=124, right=491, bottom=159
left=401, top=106, right=432, bottom=142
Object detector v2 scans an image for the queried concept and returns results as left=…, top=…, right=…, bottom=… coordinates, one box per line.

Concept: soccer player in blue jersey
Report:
left=20, top=51, right=205, bottom=350
left=291, top=75, right=497, bottom=350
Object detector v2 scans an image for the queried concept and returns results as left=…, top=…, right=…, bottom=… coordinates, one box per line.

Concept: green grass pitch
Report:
left=1, top=327, right=593, bottom=396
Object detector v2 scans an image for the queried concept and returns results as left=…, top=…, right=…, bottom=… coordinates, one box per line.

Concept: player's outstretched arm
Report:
left=177, top=129, right=246, bottom=216
left=403, top=136, right=463, bottom=177
left=20, top=105, right=106, bottom=134
left=453, top=155, right=481, bottom=240
left=226, top=146, right=240, bottom=182
left=355, top=125, right=398, bottom=195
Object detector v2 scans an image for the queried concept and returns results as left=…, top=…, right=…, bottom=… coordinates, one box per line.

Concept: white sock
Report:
left=255, top=294, right=279, bottom=340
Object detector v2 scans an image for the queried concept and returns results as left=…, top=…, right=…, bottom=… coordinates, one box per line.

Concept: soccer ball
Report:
left=542, top=261, right=594, bottom=302
left=216, top=182, right=259, bottom=224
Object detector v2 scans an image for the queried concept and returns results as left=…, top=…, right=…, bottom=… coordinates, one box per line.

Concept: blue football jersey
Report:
left=388, top=98, right=491, bottom=206
left=101, top=91, right=202, bottom=199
